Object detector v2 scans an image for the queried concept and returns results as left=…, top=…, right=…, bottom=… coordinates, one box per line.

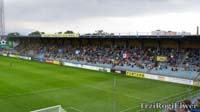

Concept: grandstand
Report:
left=6, top=35, right=200, bottom=80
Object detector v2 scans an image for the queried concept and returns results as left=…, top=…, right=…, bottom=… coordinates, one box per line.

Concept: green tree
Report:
left=41, top=32, right=45, bottom=35
left=64, top=31, right=74, bottom=34
left=28, top=31, right=41, bottom=36
left=58, top=32, right=63, bottom=34
left=8, top=32, right=20, bottom=37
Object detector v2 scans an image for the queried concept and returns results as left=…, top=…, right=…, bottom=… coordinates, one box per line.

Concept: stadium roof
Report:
left=7, top=35, right=200, bottom=39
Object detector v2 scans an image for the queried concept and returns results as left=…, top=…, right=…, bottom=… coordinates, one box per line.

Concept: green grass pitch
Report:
left=0, top=56, right=199, bottom=112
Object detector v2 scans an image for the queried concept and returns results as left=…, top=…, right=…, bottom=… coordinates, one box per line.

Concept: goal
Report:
left=31, top=105, right=66, bottom=112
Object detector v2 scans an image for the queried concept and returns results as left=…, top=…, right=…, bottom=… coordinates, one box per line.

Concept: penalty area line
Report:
left=68, top=106, right=83, bottom=112
left=119, top=106, right=139, bottom=112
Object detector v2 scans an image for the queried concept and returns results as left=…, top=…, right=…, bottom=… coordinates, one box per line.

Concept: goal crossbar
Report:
left=31, top=105, right=66, bottom=112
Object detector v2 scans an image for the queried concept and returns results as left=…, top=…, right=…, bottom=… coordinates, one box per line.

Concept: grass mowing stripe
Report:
left=0, top=56, right=199, bottom=112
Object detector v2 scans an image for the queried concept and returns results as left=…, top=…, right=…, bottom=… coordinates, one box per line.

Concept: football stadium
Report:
left=1, top=0, right=200, bottom=112
left=0, top=33, right=200, bottom=112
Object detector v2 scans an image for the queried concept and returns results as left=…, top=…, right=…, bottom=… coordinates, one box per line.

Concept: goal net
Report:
left=31, top=105, right=67, bottom=112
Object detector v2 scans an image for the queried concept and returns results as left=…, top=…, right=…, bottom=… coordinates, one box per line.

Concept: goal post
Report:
left=31, top=105, right=67, bottom=112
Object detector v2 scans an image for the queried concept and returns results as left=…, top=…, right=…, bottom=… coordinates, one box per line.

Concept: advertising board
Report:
left=63, top=62, right=110, bottom=72
left=8, top=54, right=31, bottom=60
left=145, top=73, right=193, bottom=85
left=126, top=71, right=145, bottom=78
left=53, top=61, right=61, bottom=65
left=46, top=60, right=53, bottom=64
left=157, top=56, right=167, bottom=62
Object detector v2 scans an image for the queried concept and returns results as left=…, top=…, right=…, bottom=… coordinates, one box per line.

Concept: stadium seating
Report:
left=2, top=39, right=199, bottom=80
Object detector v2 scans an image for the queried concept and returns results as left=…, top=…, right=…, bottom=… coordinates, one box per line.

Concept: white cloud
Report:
left=4, top=0, right=200, bottom=34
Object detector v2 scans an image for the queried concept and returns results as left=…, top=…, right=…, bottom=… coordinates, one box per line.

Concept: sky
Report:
left=4, top=0, right=200, bottom=35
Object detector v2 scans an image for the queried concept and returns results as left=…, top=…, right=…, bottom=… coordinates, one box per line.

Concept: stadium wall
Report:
left=0, top=53, right=197, bottom=87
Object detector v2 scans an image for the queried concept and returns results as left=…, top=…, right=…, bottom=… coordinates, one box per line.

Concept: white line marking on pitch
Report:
left=69, top=107, right=83, bottom=112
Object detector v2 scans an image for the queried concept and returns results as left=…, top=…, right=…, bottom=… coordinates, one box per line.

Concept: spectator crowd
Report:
left=8, top=39, right=199, bottom=75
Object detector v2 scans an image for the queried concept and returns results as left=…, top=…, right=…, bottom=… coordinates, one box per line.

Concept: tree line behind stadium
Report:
left=6, top=29, right=194, bottom=38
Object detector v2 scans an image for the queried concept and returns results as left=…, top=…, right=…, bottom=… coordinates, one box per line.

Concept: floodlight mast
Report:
left=0, top=0, right=5, bottom=40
